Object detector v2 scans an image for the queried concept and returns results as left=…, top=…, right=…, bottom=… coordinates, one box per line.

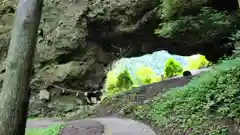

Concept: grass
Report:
left=25, top=124, right=63, bottom=135
left=134, top=57, right=240, bottom=134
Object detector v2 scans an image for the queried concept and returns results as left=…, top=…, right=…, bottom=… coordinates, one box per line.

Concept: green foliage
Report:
left=209, top=127, right=228, bottom=135
left=25, top=124, right=63, bottom=135
left=105, top=66, right=163, bottom=98
left=105, top=69, right=133, bottom=97
left=160, top=0, right=183, bottom=19
left=136, top=66, right=154, bottom=84
left=164, top=58, right=183, bottom=77
left=228, top=30, right=240, bottom=58
left=160, top=0, right=207, bottom=19
left=136, top=58, right=240, bottom=134
left=135, top=66, right=162, bottom=85
left=105, top=71, right=118, bottom=90
left=116, top=70, right=133, bottom=89
left=155, top=7, right=231, bottom=42
left=186, top=54, right=211, bottom=70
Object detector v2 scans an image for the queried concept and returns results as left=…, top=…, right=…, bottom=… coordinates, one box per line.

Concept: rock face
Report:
left=0, top=0, right=237, bottom=116
left=0, top=0, right=163, bottom=94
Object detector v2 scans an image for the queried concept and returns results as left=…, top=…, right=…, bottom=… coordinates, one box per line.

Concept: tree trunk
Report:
left=238, top=0, right=240, bottom=9
left=0, top=0, right=43, bottom=135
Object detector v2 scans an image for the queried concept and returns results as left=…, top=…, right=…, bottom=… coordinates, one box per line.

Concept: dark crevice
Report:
left=0, top=69, right=5, bottom=74
left=207, top=0, right=239, bottom=11
left=54, top=45, right=87, bottom=64
left=39, top=60, right=56, bottom=69
left=200, top=38, right=234, bottom=62
left=1, top=6, right=15, bottom=15
left=55, top=53, right=75, bottom=64
left=7, top=7, right=15, bottom=13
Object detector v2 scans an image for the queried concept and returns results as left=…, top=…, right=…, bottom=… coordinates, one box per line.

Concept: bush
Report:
left=186, top=54, right=211, bottom=70
left=136, top=58, right=240, bottom=134
left=135, top=66, right=163, bottom=85
left=164, top=58, right=183, bottom=78
left=105, top=69, right=133, bottom=96
left=116, top=69, right=133, bottom=90
left=228, top=30, right=240, bottom=58
left=105, top=71, right=118, bottom=90
left=150, top=75, right=163, bottom=83
left=135, top=66, right=155, bottom=84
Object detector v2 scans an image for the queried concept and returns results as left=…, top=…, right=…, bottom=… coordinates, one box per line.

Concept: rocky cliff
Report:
left=0, top=0, right=238, bottom=116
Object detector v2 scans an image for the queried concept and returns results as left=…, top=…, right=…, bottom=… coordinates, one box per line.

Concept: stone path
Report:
left=26, top=117, right=157, bottom=135
left=93, top=117, right=156, bottom=135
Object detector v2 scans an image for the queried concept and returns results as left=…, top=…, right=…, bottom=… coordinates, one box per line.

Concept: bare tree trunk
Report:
left=0, top=0, right=43, bottom=135
left=238, top=0, right=240, bottom=9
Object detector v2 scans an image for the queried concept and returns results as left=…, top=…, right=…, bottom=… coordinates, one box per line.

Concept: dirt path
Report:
left=26, top=117, right=157, bottom=135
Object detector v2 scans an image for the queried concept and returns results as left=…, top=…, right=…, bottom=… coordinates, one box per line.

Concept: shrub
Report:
left=116, top=69, right=133, bottom=90
left=149, top=75, right=163, bottom=83
left=228, top=30, right=240, bottom=58
left=105, top=71, right=118, bottom=90
left=104, top=59, right=129, bottom=92
left=135, top=66, right=154, bottom=84
left=143, top=77, right=152, bottom=84
left=105, top=69, right=133, bottom=97
left=135, top=66, right=163, bottom=85
left=136, top=58, right=240, bottom=134
left=164, top=58, right=183, bottom=78
left=186, top=54, right=211, bottom=70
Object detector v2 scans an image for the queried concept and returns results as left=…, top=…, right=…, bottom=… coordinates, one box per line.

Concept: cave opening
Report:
left=106, top=50, right=211, bottom=79
left=101, top=50, right=214, bottom=101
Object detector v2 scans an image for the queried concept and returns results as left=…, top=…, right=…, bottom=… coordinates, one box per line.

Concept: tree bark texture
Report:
left=0, top=0, right=43, bottom=135
left=238, top=0, right=240, bottom=9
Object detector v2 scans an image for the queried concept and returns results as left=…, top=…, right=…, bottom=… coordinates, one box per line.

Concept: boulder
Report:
left=39, top=90, right=50, bottom=101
